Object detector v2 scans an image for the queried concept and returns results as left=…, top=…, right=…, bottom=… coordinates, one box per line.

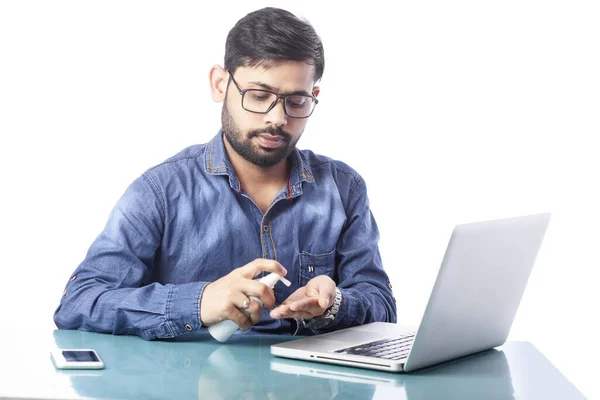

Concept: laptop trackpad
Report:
left=322, top=330, right=387, bottom=344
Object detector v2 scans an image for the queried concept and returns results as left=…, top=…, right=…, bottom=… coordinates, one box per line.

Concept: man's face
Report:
left=221, top=61, right=318, bottom=167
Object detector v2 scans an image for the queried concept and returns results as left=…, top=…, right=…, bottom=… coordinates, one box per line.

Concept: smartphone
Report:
left=50, top=348, right=105, bottom=370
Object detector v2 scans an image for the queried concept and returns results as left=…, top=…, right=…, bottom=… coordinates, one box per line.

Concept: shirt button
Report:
left=185, top=324, right=192, bottom=331
left=263, top=225, right=269, bottom=232
left=70, top=275, right=77, bottom=281
left=388, top=282, right=393, bottom=289
left=63, top=289, right=67, bottom=296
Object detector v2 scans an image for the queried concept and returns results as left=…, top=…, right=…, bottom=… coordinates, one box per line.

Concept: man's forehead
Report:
left=234, top=62, right=317, bottom=90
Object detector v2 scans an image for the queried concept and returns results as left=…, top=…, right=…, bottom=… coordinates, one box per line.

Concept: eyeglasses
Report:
left=228, top=73, right=319, bottom=119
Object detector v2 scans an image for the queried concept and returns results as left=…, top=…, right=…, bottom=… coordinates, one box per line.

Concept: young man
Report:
left=54, top=7, right=397, bottom=340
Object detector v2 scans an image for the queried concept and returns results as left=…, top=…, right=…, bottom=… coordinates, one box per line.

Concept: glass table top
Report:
left=0, top=330, right=586, bottom=400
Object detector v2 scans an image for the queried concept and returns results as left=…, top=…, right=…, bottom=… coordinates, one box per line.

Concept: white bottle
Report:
left=208, top=273, right=292, bottom=342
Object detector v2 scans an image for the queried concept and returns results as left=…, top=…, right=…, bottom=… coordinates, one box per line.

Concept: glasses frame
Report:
left=227, top=72, right=319, bottom=119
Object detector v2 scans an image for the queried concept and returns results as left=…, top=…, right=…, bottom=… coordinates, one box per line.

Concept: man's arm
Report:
left=271, top=176, right=397, bottom=332
left=53, top=173, right=208, bottom=340
left=323, top=176, right=397, bottom=330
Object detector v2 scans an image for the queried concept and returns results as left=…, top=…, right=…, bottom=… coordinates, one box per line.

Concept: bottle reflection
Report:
left=50, top=330, right=587, bottom=400
left=51, top=331, right=375, bottom=400
left=198, top=343, right=375, bottom=400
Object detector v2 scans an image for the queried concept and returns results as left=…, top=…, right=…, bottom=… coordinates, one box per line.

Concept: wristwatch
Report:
left=305, top=287, right=342, bottom=330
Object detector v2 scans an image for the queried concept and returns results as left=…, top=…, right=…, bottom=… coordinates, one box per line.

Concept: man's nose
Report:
left=264, top=98, right=287, bottom=126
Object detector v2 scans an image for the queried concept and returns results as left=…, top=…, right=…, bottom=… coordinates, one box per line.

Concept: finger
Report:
left=239, top=280, right=277, bottom=309
left=226, top=306, right=252, bottom=331
left=305, top=285, right=320, bottom=297
left=318, top=295, right=332, bottom=309
left=305, top=275, right=336, bottom=297
left=232, top=292, right=262, bottom=325
left=238, top=259, right=288, bottom=280
left=281, top=310, right=314, bottom=320
left=292, top=305, right=326, bottom=319
left=277, top=293, right=299, bottom=307
left=228, top=291, right=252, bottom=331
left=289, top=297, right=320, bottom=311
left=304, top=278, right=323, bottom=297
left=232, top=291, right=251, bottom=311
left=270, top=304, right=290, bottom=319
left=288, top=298, right=331, bottom=319
left=245, top=300, right=263, bottom=325
left=271, top=301, right=321, bottom=320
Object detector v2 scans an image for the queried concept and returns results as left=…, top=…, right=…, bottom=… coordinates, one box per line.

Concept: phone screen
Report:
left=62, top=350, right=99, bottom=362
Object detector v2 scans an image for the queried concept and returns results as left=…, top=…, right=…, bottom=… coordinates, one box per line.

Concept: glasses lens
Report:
left=243, top=90, right=277, bottom=113
left=285, top=96, right=316, bottom=118
left=242, top=90, right=316, bottom=118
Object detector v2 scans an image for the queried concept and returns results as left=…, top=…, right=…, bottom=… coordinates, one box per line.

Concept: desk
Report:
left=0, top=330, right=585, bottom=400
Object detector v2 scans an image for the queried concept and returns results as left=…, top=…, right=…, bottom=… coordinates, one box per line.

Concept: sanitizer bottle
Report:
left=208, top=273, right=292, bottom=342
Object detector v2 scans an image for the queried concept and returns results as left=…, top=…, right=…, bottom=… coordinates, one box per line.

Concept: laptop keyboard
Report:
left=334, top=334, right=415, bottom=360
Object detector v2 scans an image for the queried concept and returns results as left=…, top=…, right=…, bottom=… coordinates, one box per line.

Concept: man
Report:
left=54, top=7, right=397, bottom=340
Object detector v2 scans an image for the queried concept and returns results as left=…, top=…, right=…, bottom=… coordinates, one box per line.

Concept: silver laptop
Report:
left=271, top=213, right=551, bottom=373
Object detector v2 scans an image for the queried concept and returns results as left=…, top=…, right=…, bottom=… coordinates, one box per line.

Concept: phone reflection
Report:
left=51, top=331, right=376, bottom=400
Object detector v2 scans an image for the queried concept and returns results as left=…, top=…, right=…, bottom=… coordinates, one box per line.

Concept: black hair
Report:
left=224, top=7, right=325, bottom=82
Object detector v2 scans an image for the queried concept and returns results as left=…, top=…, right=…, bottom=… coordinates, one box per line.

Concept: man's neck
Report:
left=222, top=135, right=289, bottom=192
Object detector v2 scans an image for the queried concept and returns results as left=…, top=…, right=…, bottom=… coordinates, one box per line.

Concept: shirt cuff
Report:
left=165, top=281, right=210, bottom=336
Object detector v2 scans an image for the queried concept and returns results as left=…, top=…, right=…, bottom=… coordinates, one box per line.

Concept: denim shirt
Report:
left=53, top=131, right=397, bottom=340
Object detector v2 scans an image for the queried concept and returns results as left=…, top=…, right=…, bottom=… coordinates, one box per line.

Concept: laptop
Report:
left=271, top=213, right=551, bottom=372
left=270, top=347, right=513, bottom=393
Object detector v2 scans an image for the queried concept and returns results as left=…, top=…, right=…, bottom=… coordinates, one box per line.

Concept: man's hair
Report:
left=224, top=7, right=325, bottom=82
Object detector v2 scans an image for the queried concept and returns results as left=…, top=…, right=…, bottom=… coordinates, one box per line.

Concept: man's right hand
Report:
left=199, top=259, right=288, bottom=330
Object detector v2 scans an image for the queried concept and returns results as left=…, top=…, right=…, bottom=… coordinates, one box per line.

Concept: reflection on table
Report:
left=0, top=330, right=582, bottom=400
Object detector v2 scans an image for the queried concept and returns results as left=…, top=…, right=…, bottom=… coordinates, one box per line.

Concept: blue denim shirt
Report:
left=53, top=131, right=397, bottom=340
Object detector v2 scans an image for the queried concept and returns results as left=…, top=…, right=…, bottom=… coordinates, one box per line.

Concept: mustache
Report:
left=248, top=127, right=291, bottom=141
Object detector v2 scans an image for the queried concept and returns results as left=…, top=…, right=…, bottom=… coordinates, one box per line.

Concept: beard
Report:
left=221, top=102, right=300, bottom=168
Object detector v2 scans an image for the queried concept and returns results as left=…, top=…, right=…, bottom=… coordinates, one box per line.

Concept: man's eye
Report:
left=288, top=97, right=308, bottom=108
left=250, top=93, right=271, bottom=101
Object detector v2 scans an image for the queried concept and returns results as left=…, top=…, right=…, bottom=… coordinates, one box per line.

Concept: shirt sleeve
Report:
left=53, top=173, right=210, bottom=340
left=306, top=176, right=397, bottom=333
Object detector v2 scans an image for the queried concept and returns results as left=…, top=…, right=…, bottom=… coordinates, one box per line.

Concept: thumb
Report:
left=318, top=295, right=331, bottom=309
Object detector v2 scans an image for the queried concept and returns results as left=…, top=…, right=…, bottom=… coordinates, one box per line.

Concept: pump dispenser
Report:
left=208, top=273, right=292, bottom=342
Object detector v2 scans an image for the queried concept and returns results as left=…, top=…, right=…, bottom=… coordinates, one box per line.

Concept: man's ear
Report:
left=312, top=86, right=320, bottom=97
left=209, top=65, right=229, bottom=102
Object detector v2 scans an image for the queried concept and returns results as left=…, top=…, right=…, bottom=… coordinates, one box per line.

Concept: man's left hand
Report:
left=270, top=275, right=336, bottom=320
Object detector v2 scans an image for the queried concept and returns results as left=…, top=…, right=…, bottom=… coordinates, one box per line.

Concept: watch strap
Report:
left=304, top=287, right=342, bottom=330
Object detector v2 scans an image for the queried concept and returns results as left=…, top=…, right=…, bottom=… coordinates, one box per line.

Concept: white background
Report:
left=1, top=1, right=598, bottom=398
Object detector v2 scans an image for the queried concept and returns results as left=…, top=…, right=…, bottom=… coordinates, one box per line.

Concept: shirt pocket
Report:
left=299, top=249, right=336, bottom=287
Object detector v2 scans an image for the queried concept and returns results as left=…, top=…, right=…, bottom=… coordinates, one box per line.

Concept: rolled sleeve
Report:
left=166, top=281, right=211, bottom=336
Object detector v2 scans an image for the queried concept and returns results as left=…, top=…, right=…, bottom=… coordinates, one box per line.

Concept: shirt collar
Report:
left=204, top=130, right=315, bottom=198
